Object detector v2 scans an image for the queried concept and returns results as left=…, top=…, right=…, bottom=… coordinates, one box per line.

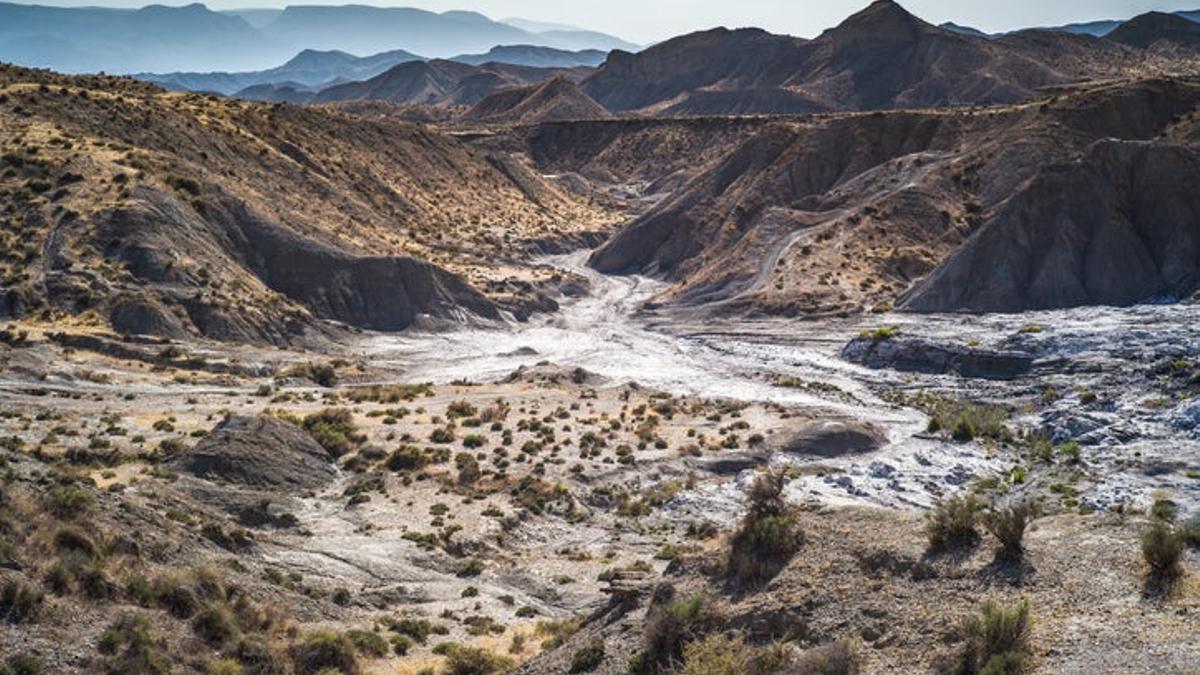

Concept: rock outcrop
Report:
left=841, top=336, right=1035, bottom=379
left=167, top=415, right=336, bottom=490
left=900, top=141, right=1200, bottom=313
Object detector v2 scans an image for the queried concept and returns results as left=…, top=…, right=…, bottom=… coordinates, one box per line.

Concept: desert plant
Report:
left=793, top=637, right=861, bottom=675
left=678, top=633, right=756, bottom=675
left=569, top=640, right=605, bottom=673
left=727, top=471, right=801, bottom=584
left=1141, top=521, right=1185, bottom=583
left=632, top=592, right=709, bottom=674
left=441, top=644, right=514, bottom=675
left=983, top=502, right=1037, bottom=562
left=926, top=495, right=981, bottom=552
left=99, top=613, right=170, bottom=674
left=0, top=580, right=42, bottom=623
left=956, top=598, right=1032, bottom=675
left=192, top=605, right=238, bottom=645
left=345, top=629, right=388, bottom=658
left=301, top=409, right=362, bottom=458
left=291, top=630, right=358, bottom=674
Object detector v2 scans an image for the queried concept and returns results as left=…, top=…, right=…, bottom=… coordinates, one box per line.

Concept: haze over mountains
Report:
left=0, top=1, right=637, bottom=74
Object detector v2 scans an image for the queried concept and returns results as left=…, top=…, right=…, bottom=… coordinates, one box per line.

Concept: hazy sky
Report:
left=20, top=0, right=1200, bottom=43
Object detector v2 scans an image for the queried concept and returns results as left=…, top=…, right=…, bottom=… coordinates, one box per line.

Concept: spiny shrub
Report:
left=291, top=630, right=358, bottom=674
left=344, top=629, right=388, bottom=658
left=632, top=592, right=709, bottom=674
left=984, top=502, right=1037, bottom=562
left=0, top=580, right=42, bottom=623
left=793, top=637, right=862, bottom=675
left=569, top=640, right=605, bottom=673
left=441, top=644, right=515, bottom=675
left=192, top=605, right=238, bottom=645
left=99, top=613, right=170, bottom=675
left=301, top=409, right=363, bottom=458
left=955, top=598, right=1032, bottom=675
left=728, top=471, right=802, bottom=584
left=679, top=633, right=755, bottom=675
left=1141, top=521, right=1185, bottom=583
left=926, top=495, right=981, bottom=552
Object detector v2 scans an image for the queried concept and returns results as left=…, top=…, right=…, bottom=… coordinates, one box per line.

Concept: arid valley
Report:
left=1, top=1, right=1199, bottom=674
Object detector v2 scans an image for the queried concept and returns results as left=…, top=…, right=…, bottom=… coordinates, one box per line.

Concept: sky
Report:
left=15, top=0, right=1200, bottom=43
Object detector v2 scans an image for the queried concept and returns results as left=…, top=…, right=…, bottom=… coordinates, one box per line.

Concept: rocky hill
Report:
left=463, top=77, right=612, bottom=124
left=587, top=78, right=1200, bottom=316
left=311, top=59, right=593, bottom=107
left=0, top=63, right=622, bottom=345
left=1107, top=11, right=1200, bottom=51
left=580, top=0, right=1191, bottom=116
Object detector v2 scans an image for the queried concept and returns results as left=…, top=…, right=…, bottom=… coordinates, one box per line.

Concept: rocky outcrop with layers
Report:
left=901, top=140, right=1200, bottom=312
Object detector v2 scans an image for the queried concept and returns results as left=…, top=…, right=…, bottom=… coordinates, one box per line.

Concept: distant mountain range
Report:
left=141, top=44, right=605, bottom=96
left=578, top=1, right=1200, bottom=116
left=0, top=2, right=637, bottom=74
left=942, top=8, right=1200, bottom=38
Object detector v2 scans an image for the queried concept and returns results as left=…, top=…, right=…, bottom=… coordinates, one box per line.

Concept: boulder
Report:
left=167, top=415, right=336, bottom=490
left=772, top=420, right=887, bottom=458
left=841, top=336, right=1033, bottom=380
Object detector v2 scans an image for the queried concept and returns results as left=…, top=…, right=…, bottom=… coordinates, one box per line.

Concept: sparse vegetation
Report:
left=983, top=502, right=1036, bottom=562
left=953, top=598, right=1032, bottom=675
left=927, top=495, right=981, bottom=552
left=727, top=471, right=802, bottom=584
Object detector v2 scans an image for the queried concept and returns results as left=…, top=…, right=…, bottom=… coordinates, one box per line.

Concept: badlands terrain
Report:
left=1, top=1, right=1199, bottom=674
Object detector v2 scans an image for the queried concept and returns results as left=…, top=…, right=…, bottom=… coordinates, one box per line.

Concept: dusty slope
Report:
left=0, top=64, right=623, bottom=344
left=518, top=505, right=1200, bottom=674
left=587, top=78, right=1200, bottom=317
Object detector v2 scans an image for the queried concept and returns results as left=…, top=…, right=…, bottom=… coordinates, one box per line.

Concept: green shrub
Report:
left=728, top=471, right=801, bottom=584
left=100, top=613, right=170, bottom=675
left=47, top=486, right=93, bottom=518
left=345, top=629, right=388, bottom=658
left=1141, top=521, right=1184, bottom=582
left=0, top=580, right=42, bottom=623
left=984, top=503, right=1037, bottom=562
left=569, top=640, right=605, bottom=673
left=192, top=605, right=238, bottom=645
left=390, top=634, right=413, bottom=656
left=926, top=495, right=981, bottom=552
left=793, top=637, right=861, bottom=675
left=957, top=598, right=1032, bottom=675
left=291, top=630, right=358, bottom=675
left=386, top=445, right=425, bottom=472
left=632, top=593, right=709, bottom=674
left=678, top=634, right=755, bottom=675
left=388, top=617, right=441, bottom=644
left=951, top=416, right=977, bottom=442
left=1, top=652, right=42, bottom=675
left=207, top=658, right=244, bottom=675
left=302, top=409, right=362, bottom=458
left=442, top=645, right=514, bottom=675
left=534, top=618, right=580, bottom=649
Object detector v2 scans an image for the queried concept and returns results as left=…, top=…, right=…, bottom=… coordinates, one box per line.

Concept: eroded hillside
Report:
left=0, top=64, right=625, bottom=344
left=584, top=78, right=1200, bottom=317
